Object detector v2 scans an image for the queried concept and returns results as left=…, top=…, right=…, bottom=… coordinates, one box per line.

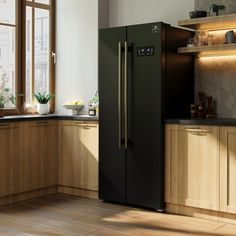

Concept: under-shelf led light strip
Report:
left=199, top=54, right=236, bottom=59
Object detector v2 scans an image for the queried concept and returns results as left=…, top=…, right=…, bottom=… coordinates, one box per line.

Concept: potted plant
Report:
left=0, top=67, right=16, bottom=117
left=0, top=90, right=15, bottom=117
left=0, top=94, right=5, bottom=117
left=34, top=92, right=55, bottom=115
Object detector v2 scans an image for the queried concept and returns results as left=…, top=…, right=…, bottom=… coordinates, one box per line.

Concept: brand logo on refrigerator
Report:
left=152, top=25, right=159, bottom=33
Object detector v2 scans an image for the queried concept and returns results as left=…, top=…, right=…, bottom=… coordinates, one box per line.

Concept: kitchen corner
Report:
left=2, top=0, right=236, bottom=235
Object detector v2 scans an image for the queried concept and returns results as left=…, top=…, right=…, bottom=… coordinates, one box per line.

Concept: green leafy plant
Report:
left=89, top=91, right=99, bottom=107
left=34, top=92, right=55, bottom=104
left=0, top=94, right=5, bottom=108
left=0, top=67, right=15, bottom=108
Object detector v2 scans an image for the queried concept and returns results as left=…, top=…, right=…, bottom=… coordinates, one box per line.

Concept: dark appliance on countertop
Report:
left=99, top=22, right=194, bottom=210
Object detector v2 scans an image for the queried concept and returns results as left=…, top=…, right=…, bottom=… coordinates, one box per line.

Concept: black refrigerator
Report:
left=99, top=22, right=194, bottom=210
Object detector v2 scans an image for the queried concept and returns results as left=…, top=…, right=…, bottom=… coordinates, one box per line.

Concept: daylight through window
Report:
left=0, top=0, right=55, bottom=114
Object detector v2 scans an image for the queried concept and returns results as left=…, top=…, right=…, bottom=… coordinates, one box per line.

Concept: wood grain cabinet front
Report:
left=58, top=121, right=99, bottom=191
left=165, top=124, right=220, bottom=211
left=220, top=126, right=236, bottom=214
left=0, top=122, right=24, bottom=197
left=24, top=120, right=58, bottom=190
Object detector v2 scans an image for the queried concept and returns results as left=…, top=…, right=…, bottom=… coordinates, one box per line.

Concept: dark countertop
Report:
left=165, top=118, right=236, bottom=126
left=58, top=114, right=99, bottom=121
left=0, top=114, right=99, bottom=122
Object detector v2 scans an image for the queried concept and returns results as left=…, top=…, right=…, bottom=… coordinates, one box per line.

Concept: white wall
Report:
left=109, top=0, right=195, bottom=27
left=56, top=0, right=99, bottom=114
left=56, top=0, right=194, bottom=114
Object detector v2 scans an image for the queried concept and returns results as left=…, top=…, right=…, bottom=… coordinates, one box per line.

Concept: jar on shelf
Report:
left=187, top=38, right=196, bottom=47
left=194, top=31, right=208, bottom=46
left=207, top=34, right=215, bottom=46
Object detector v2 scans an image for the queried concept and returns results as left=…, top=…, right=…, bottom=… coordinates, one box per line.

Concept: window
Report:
left=0, top=0, right=17, bottom=111
left=24, top=0, right=55, bottom=112
left=0, top=0, right=55, bottom=114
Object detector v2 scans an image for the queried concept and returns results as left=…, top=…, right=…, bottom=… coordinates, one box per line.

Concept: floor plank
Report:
left=0, top=194, right=235, bottom=236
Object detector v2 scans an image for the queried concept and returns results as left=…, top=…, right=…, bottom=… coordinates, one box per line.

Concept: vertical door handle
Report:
left=118, top=42, right=122, bottom=149
left=124, top=41, right=128, bottom=150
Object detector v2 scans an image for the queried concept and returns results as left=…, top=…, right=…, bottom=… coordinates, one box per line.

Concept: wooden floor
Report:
left=0, top=194, right=236, bottom=236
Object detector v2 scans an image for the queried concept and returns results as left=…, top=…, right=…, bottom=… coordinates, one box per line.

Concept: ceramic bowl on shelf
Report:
left=63, top=104, right=84, bottom=115
left=189, top=11, right=207, bottom=19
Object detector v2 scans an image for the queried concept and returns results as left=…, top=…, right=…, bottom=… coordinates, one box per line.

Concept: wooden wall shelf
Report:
left=178, top=14, right=236, bottom=31
left=178, top=43, right=236, bottom=57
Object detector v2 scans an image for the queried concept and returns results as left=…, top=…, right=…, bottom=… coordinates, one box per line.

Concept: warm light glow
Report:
left=198, top=55, right=236, bottom=60
left=206, top=28, right=236, bottom=33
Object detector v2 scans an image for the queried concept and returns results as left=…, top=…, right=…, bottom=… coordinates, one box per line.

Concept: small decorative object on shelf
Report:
left=190, top=92, right=216, bottom=119
left=197, top=92, right=206, bottom=118
left=88, top=91, right=99, bottom=116
left=187, top=38, right=196, bottom=47
left=210, top=4, right=226, bottom=16
left=88, top=106, right=96, bottom=116
left=34, top=92, right=55, bottom=115
left=206, top=96, right=216, bottom=119
left=207, top=34, right=215, bottom=46
left=195, top=31, right=208, bottom=46
left=189, top=10, right=207, bottom=19
left=63, top=100, right=84, bottom=115
left=190, top=104, right=197, bottom=118
left=225, top=30, right=235, bottom=44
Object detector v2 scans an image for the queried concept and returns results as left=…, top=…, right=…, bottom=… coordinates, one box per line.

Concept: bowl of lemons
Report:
left=63, top=100, right=84, bottom=115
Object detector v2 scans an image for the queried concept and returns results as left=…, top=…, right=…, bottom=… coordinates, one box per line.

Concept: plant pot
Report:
left=37, top=103, right=50, bottom=115
left=0, top=108, right=4, bottom=117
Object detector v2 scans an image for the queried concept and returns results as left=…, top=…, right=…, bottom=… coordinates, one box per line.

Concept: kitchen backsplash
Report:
left=195, top=57, right=236, bottom=118
left=194, top=0, right=236, bottom=118
left=195, top=0, right=236, bottom=14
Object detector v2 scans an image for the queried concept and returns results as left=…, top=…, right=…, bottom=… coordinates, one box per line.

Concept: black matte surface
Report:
left=126, top=23, right=164, bottom=210
left=164, top=26, right=194, bottom=118
left=99, top=22, right=194, bottom=211
left=99, top=27, right=127, bottom=203
left=165, top=118, right=236, bottom=126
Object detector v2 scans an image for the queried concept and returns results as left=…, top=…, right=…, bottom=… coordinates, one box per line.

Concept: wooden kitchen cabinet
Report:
left=220, top=127, right=236, bottom=214
left=0, top=122, right=24, bottom=197
left=58, top=120, right=99, bottom=191
left=165, top=124, right=220, bottom=210
left=24, top=120, right=58, bottom=190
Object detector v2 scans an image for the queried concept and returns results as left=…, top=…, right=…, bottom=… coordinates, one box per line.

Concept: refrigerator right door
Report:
left=126, top=23, right=165, bottom=210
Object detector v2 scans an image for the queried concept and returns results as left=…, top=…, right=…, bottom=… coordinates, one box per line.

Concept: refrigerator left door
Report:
left=99, top=27, right=127, bottom=203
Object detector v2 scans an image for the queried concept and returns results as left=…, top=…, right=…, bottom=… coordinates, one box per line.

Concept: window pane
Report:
left=25, top=6, right=32, bottom=107
left=35, top=8, right=49, bottom=94
left=0, top=0, right=15, bottom=25
left=25, top=6, right=50, bottom=108
left=35, top=0, right=49, bottom=5
left=0, top=25, right=16, bottom=108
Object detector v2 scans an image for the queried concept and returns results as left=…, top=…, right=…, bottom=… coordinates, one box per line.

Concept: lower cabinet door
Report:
left=220, top=127, right=236, bottom=214
left=0, top=122, right=24, bottom=196
left=165, top=125, right=220, bottom=210
left=24, top=120, right=58, bottom=190
left=58, top=121, right=98, bottom=191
